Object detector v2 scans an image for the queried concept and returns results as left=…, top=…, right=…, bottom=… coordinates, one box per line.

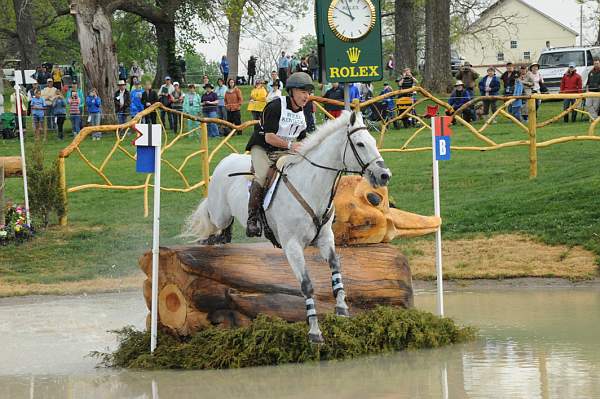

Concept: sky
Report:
left=194, top=0, right=597, bottom=71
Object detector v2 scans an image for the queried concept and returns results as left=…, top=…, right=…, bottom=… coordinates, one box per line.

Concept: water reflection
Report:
left=1, top=289, right=599, bottom=398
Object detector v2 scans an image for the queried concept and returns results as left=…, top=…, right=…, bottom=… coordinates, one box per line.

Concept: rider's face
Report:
left=292, top=89, right=310, bottom=108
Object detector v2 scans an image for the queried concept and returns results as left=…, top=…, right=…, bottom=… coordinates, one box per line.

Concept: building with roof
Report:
left=456, top=0, right=578, bottom=73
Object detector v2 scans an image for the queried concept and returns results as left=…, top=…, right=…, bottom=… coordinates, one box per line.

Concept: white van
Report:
left=538, top=46, right=600, bottom=93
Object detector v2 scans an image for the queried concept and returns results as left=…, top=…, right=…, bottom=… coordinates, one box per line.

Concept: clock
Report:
left=327, top=0, right=376, bottom=42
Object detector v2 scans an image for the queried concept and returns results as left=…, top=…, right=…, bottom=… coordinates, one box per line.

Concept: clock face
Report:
left=328, top=0, right=376, bottom=42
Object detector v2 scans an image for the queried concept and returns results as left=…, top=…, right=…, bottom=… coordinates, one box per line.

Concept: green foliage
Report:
left=27, top=141, right=65, bottom=228
left=296, top=34, right=317, bottom=59
left=93, top=307, right=476, bottom=369
left=184, top=51, right=221, bottom=83
left=113, top=12, right=157, bottom=68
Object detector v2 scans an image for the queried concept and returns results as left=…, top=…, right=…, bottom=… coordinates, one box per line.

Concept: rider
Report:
left=245, top=71, right=314, bottom=237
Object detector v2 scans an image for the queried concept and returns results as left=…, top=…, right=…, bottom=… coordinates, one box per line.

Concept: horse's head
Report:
left=343, top=110, right=391, bottom=187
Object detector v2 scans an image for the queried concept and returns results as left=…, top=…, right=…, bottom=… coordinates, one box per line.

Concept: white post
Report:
left=431, top=117, right=444, bottom=317
left=150, top=143, right=161, bottom=353
left=15, top=82, right=31, bottom=226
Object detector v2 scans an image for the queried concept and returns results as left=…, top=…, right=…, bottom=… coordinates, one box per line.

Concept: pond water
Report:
left=1, top=287, right=599, bottom=399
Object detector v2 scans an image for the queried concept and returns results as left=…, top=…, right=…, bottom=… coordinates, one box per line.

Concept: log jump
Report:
left=139, top=243, right=413, bottom=337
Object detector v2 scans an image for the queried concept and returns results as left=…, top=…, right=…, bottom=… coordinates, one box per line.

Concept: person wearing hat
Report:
left=585, top=58, right=600, bottom=120
left=500, top=62, right=519, bottom=95
left=114, top=80, right=131, bottom=124
left=455, top=62, right=479, bottom=98
left=244, top=71, right=313, bottom=237
left=559, top=62, right=582, bottom=123
left=41, top=77, right=59, bottom=130
left=158, top=76, right=175, bottom=130
left=201, top=83, right=219, bottom=137
left=129, top=61, right=143, bottom=89
left=478, top=67, right=500, bottom=120
left=447, top=80, right=474, bottom=123
left=528, top=62, right=544, bottom=111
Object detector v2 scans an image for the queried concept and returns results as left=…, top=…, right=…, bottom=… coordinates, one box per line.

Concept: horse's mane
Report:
left=299, top=111, right=351, bottom=155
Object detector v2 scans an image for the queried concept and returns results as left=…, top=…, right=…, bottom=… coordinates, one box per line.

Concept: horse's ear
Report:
left=350, top=111, right=356, bottom=126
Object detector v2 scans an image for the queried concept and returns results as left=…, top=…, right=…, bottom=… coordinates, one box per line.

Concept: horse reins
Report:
left=280, top=125, right=380, bottom=244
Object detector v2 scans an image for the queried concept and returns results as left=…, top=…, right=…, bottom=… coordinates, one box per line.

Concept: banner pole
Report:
left=15, top=79, right=31, bottom=226
left=150, top=139, right=161, bottom=353
left=431, top=117, right=444, bottom=317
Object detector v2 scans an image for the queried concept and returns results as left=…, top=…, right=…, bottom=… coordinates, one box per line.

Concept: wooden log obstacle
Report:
left=0, top=157, right=23, bottom=222
left=139, top=243, right=413, bottom=336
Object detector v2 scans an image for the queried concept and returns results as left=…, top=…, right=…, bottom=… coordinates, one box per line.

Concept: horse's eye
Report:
left=357, top=142, right=365, bottom=148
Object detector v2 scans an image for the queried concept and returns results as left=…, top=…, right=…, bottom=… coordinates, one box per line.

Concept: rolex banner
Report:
left=315, top=0, right=383, bottom=83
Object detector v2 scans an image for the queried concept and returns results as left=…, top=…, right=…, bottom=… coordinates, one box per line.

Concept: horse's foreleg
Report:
left=317, top=231, right=350, bottom=317
left=283, top=240, right=324, bottom=343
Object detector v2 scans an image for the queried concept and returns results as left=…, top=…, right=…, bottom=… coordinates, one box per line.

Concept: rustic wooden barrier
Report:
left=139, top=243, right=413, bottom=336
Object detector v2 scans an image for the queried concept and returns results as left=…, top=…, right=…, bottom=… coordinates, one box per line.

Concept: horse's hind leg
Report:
left=317, top=230, right=349, bottom=317
left=283, top=240, right=324, bottom=343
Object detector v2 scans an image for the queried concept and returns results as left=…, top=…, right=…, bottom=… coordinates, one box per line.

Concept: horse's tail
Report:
left=181, top=198, right=220, bottom=241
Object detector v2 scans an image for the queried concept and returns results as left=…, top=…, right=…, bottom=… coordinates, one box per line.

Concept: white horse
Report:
left=183, top=110, right=391, bottom=343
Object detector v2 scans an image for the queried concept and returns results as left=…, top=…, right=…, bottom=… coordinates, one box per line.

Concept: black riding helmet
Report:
left=285, top=72, right=315, bottom=92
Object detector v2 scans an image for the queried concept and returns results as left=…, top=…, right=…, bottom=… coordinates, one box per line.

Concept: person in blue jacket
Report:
left=85, top=88, right=103, bottom=140
left=130, top=79, right=144, bottom=117
left=348, top=83, right=361, bottom=102
left=447, top=80, right=474, bottom=123
left=478, top=67, right=501, bottom=119
left=510, top=78, right=524, bottom=121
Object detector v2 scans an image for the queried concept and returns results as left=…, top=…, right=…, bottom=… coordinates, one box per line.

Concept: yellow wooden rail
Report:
left=57, top=89, right=600, bottom=225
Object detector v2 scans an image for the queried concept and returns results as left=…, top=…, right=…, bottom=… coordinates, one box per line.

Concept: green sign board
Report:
left=315, top=0, right=383, bottom=83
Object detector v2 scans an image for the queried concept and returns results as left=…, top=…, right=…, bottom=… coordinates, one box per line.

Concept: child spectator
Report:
left=183, top=84, right=201, bottom=131
left=171, top=82, right=185, bottom=133
left=30, top=89, right=45, bottom=140
left=68, top=90, right=81, bottom=136
left=85, top=89, right=102, bottom=140
left=129, top=80, right=144, bottom=118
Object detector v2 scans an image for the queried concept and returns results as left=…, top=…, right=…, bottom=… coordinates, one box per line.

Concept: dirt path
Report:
left=0, top=274, right=144, bottom=297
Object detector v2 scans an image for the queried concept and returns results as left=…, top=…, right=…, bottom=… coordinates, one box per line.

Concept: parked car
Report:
left=538, top=46, right=600, bottom=93
left=418, top=49, right=467, bottom=76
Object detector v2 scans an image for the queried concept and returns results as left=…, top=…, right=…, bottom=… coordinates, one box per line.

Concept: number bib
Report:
left=276, top=97, right=307, bottom=142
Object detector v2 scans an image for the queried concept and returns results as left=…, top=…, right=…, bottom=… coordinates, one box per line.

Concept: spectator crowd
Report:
left=7, top=51, right=600, bottom=142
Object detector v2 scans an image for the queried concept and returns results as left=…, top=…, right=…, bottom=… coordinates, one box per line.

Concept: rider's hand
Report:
left=291, top=142, right=302, bottom=152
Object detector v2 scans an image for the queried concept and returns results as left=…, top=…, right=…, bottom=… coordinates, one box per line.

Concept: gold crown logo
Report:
left=346, top=47, right=361, bottom=64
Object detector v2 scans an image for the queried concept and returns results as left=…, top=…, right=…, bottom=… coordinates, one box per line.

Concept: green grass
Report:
left=1, top=88, right=599, bottom=285
left=93, top=306, right=476, bottom=370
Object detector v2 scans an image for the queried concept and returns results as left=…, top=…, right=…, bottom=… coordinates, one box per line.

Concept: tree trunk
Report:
left=12, top=0, right=40, bottom=68
left=423, top=0, right=451, bottom=93
left=71, top=0, right=118, bottom=121
left=394, top=0, right=417, bottom=72
left=139, top=243, right=414, bottom=336
left=226, top=2, right=244, bottom=81
left=153, top=20, right=180, bottom=87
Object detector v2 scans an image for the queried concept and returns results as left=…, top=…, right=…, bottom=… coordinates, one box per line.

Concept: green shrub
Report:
left=93, top=306, right=476, bottom=370
left=27, top=141, right=65, bottom=227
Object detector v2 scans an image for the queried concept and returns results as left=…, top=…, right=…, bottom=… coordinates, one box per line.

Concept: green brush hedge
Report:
left=94, top=306, right=476, bottom=370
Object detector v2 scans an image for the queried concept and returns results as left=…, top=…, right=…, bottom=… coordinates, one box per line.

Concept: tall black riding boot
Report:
left=246, top=181, right=264, bottom=237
